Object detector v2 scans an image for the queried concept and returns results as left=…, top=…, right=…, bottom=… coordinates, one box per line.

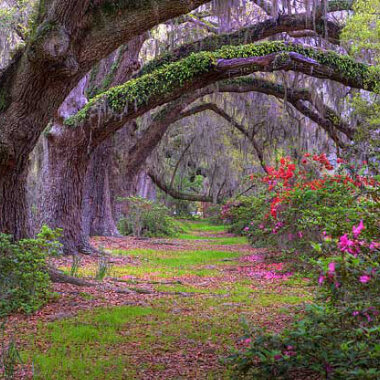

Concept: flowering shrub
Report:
left=228, top=221, right=380, bottom=378
left=221, top=196, right=267, bottom=236
left=235, top=154, right=378, bottom=255
left=224, top=154, right=379, bottom=377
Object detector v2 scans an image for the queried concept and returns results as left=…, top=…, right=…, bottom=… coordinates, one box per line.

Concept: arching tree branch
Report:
left=66, top=42, right=375, bottom=148
left=180, top=103, right=268, bottom=172
left=148, top=171, right=215, bottom=203
left=125, top=75, right=352, bottom=192
left=139, top=9, right=347, bottom=76
left=216, top=77, right=354, bottom=144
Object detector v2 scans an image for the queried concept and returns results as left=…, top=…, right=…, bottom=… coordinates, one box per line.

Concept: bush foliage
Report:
left=118, top=196, right=182, bottom=237
left=0, top=226, right=62, bottom=316
left=224, top=154, right=380, bottom=378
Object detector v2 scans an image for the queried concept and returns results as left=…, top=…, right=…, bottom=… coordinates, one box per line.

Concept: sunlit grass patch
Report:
left=111, top=264, right=220, bottom=279
left=60, top=248, right=244, bottom=279
left=154, top=283, right=207, bottom=293
left=179, top=220, right=226, bottom=232
left=112, top=249, right=242, bottom=268
left=209, top=236, right=248, bottom=245
left=176, top=233, right=248, bottom=245
left=23, top=306, right=157, bottom=379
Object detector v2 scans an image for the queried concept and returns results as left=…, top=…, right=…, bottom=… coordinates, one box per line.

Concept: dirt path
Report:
left=4, top=221, right=312, bottom=379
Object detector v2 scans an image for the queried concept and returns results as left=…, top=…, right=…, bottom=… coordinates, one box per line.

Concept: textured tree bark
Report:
left=82, top=139, right=120, bottom=237
left=40, top=34, right=145, bottom=253
left=41, top=128, right=91, bottom=254
left=0, top=169, right=29, bottom=239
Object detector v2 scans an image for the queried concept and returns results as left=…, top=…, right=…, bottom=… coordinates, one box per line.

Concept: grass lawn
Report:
left=20, top=221, right=312, bottom=379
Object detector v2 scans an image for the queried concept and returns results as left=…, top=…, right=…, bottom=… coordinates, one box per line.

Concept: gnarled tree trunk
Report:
left=42, top=126, right=91, bottom=254
left=82, top=139, right=120, bottom=238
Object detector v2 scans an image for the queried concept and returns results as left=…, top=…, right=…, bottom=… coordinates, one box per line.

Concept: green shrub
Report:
left=222, top=195, right=265, bottom=234
left=228, top=304, right=380, bottom=379
left=225, top=155, right=380, bottom=378
left=204, top=204, right=223, bottom=225
left=0, top=226, right=61, bottom=316
left=117, top=196, right=182, bottom=237
left=223, top=156, right=379, bottom=256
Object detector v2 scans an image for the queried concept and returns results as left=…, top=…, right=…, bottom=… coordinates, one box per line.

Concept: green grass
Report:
left=183, top=220, right=226, bottom=232
left=176, top=233, right=248, bottom=245
left=24, top=306, right=156, bottom=379
left=25, top=291, right=308, bottom=379
left=108, top=249, right=243, bottom=279
left=22, top=220, right=312, bottom=379
left=61, top=248, right=243, bottom=279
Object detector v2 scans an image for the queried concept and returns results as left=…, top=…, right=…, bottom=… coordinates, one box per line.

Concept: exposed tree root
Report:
left=47, top=266, right=94, bottom=287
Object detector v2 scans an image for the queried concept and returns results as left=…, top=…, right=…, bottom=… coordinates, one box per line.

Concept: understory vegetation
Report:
left=0, top=226, right=61, bottom=317
left=222, top=155, right=379, bottom=379
left=117, top=196, right=182, bottom=238
left=4, top=221, right=311, bottom=379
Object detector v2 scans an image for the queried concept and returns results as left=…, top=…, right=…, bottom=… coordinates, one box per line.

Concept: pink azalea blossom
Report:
left=284, top=350, right=296, bottom=357
left=244, top=226, right=249, bottom=231
left=352, top=220, right=364, bottom=238
left=318, top=275, right=325, bottom=285
left=338, top=234, right=354, bottom=253
left=352, top=311, right=359, bottom=316
left=359, top=275, right=371, bottom=283
left=322, top=231, right=332, bottom=240
left=297, top=231, right=303, bottom=238
left=369, top=241, right=380, bottom=251
left=259, top=224, right=265, bottom=229
left=328, top=262, right=335, bottom=273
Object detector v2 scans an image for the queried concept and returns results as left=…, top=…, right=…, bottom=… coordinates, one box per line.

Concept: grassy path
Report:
left=6, top=221, right=312, bottom=379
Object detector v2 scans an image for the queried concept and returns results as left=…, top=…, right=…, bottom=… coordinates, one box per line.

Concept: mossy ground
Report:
left=14, top=221, right=312, bottom=379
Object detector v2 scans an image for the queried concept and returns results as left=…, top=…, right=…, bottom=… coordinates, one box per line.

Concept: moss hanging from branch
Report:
left=65, top=41, right=378, bottom=128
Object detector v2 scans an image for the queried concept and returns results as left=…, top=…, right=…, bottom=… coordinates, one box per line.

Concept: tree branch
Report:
left=148, top=171, right=215, bottom=203
left=66, top=42, right=375, bottom=148
left=216, top=77, right=354, bottom=144
left=139, top=11, right=344, bottom=76
left=180, top=103, right=268, bottom=171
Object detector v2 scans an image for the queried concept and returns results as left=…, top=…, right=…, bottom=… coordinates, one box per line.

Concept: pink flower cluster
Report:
left=320, top=221, right=379, bottom=286
left=352, top=307, right=379, bottom=323
left=274, top=345, right=297, bottom=361
left=318, top=261, right=340, bottom=287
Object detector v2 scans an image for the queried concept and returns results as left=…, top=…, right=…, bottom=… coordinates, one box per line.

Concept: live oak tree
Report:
left=0, top=0, right=210, bottom=240
left=1, top=0, right=379, bottom=255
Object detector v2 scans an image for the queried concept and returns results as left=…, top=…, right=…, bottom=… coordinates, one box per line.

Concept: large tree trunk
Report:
left=82, top=139, right=120, bottom=237
left=42, top=127, right=91, bottom=254
left=0, top=169, right=29, bottom=239
left=40, top=35, right=144, bottom=252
